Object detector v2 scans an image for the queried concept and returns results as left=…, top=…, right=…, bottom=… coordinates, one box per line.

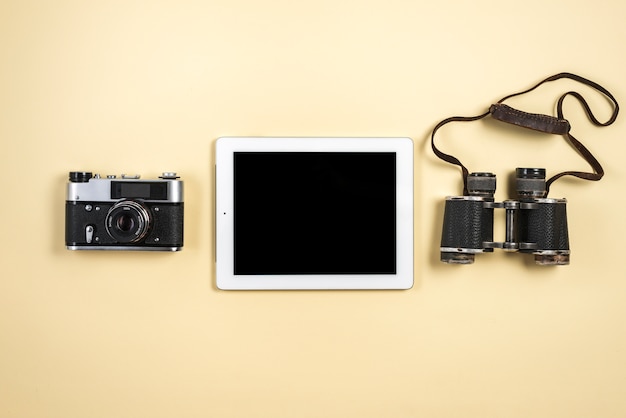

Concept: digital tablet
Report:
left=215, top=137, right=414, bottom=290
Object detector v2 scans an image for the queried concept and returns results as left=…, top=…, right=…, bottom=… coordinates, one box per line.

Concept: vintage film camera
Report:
left=431, top=73, right=619, bottom=265
left=440, top=169, right=569, bottom=265
left=65, top=172, right=184, bottom=251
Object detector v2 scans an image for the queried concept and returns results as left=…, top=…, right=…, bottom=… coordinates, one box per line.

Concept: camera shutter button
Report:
left=159, top=172, right=180, bottom=179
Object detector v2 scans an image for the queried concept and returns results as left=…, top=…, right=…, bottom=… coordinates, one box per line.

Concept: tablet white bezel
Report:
left=215, top=137, right=413, bottom=290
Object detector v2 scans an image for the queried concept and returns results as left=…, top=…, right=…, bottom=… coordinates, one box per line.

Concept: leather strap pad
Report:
left=490, top=103, right=571, bottom=134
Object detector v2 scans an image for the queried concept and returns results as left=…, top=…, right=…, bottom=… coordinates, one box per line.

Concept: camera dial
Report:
left=69, top=172, right=93, bottom=183
left=105, top=200, right=152, bottom=243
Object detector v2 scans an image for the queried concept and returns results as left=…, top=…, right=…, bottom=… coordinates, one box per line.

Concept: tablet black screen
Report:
left=233, top=152, right=396, bottom=275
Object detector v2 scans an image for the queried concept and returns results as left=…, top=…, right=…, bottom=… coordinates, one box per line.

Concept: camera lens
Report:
left=116, top=214, right=135, bottom=232
left=105, top=200, right=151, bottom=243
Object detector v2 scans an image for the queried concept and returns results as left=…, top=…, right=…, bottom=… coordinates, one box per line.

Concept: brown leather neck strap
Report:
left=430, top=72, right=619, bottom=195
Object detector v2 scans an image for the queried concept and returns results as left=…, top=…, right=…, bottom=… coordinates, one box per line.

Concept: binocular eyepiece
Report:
left=440, top=168, right=570, bottom=265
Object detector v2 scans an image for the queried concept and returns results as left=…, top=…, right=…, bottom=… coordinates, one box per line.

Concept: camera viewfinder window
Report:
left=111, top=182, right=168, bottom=200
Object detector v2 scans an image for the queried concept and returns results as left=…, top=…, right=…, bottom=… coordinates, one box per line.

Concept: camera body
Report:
left=440, top=168, right=569, bottom=265
left=65, top=172, right=184, bottom=251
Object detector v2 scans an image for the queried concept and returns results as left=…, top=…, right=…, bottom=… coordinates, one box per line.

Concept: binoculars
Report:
left=440, top=168, right=570, bottom=265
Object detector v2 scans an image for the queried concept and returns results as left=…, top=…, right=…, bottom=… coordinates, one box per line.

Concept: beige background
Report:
left=2, top=0, right=625, bottom=417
